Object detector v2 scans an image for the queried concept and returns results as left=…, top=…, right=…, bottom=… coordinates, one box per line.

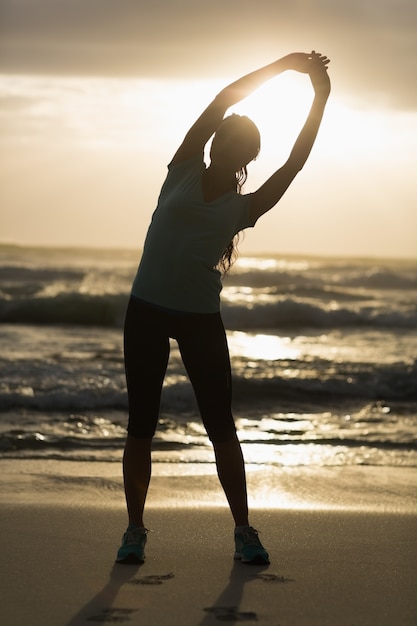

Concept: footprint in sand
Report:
left=87, top=607, right=137, bottom=623
left=128, top=572, right=175, bottom=586
left=87, top=575, right=174, bottom=621
left=203, top=606, right=258, bottom=622
left=254, top=573, right=294, bottom=583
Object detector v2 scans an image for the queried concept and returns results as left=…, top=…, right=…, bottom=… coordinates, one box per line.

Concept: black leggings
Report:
left=123, top=296, right=236, bottom=442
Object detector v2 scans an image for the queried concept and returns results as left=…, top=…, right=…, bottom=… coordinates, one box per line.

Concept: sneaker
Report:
left=234, top=526, right=270, bottom=565
left=116, top=524, right=148, bottom=564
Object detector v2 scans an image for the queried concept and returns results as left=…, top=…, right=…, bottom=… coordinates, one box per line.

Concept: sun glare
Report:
left=2, top=71, right=416, bottom=254
left=2, top=73, right=401, bottom=164
left=231, top=73, right=314, bottom=148
left=228, top=331, right=300, bottom=361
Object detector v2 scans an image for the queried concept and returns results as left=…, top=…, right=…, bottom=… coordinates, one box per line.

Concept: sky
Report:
left=1, top=0, right=416, bottom=258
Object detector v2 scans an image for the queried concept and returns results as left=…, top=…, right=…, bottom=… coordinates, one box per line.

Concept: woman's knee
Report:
left=127, top=418, right=158, bottom=439
left=207, top=421, right=238, bottom=444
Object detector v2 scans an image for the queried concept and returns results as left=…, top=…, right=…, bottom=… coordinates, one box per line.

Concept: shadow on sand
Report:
left=198, top=560, right=271, bottom=624
left=66, top=562, right=142, bottom=625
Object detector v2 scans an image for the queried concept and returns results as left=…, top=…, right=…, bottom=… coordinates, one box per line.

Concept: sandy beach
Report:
left=1, top=460, right=416, bottom=626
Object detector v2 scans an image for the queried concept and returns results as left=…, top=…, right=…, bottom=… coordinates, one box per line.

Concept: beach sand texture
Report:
left=1, top=461, right=416, bottom=626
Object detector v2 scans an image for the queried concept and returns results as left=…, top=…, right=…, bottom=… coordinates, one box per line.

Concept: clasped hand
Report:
left=285, top=51, right=331, bottom=97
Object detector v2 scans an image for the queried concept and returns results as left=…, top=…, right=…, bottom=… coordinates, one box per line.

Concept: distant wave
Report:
left=342, top=268, right=417, bottom=290
left=1, top=293, right=416, bottom=330
left=232, top=359, right=417, bottom=402
left=227, top=265, right=417, bottom=291
left=223, top=299, right=417, bottom=330
left=1, top=358, right=415, bottom=415
left=1, top=250, right=416, bottom=330
left=0, top=293, right=128, bottom=327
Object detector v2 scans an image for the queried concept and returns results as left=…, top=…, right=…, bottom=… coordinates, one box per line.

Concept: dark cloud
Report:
left=1, top=0, right=416, bottom=109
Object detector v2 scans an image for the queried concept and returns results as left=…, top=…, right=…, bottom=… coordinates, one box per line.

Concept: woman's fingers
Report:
left=310, top=50, right=330, bottom=68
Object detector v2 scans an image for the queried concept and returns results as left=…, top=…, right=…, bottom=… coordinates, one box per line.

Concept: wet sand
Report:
left=1, top=460, right=416, bottom=625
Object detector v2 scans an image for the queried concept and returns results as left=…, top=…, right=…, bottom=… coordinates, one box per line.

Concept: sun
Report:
left=221, top=71, right=393, bottom=174
left=226, top=72, right=315, bottom=159
left=197, top=71, right=316, bottom=191
left=115, top=73, right=322, bottom=166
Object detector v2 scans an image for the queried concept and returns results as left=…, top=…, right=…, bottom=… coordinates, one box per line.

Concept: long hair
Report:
left=217, top=115, right=260, bottom=273
left=218, top=166, right=248, bottom=273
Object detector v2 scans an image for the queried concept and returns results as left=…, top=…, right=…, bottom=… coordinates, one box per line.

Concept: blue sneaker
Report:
left=234, top=526, right=270, bottom=565
left=116, top=524, right=148, bottom=564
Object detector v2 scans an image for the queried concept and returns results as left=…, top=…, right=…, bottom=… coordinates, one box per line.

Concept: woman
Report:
left=116, top=51, right=330, bottom=565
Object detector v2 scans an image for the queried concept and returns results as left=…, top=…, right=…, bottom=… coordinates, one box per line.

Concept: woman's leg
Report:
left=123, top=297, right=170, bottom=527
left=212, top=436, right=249, bottom=527
left=123, top=435, right=152, bottom=527
left=177, top=314, right=249, bottom=526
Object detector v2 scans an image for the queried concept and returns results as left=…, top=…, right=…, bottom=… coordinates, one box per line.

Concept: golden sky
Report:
left=1, top=0, right=416, bottom=257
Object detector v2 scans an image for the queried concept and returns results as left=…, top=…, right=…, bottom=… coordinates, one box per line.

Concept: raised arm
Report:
left=249, top=52, right=331, bottom=224
left=170, top=53, right=314, bottom=165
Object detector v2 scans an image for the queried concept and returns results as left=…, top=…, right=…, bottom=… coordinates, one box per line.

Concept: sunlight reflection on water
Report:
left=241, top=442, right=348, bottom=467
left=234, top=257, right=313, bottom=272
left=228, top=331, right=300, bottom=360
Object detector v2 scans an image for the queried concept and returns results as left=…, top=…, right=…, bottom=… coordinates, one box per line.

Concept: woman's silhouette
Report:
left=116, top=51, right=330, bottom=565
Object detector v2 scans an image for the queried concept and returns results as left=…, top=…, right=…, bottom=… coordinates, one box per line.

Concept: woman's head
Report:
left=210, top=115, right=260, bottom=273
left=210, top=114, right=261, bottom=180
left=213, top=115, right=260, bottom=274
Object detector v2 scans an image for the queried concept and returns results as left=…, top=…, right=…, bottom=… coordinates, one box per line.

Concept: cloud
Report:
left=1, top=0, right=417, bottom=109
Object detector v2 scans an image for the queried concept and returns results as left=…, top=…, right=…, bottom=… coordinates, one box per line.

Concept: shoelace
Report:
left=124, top=528, right=148, bottom=545
left=240, top=527, right=262, bottom=547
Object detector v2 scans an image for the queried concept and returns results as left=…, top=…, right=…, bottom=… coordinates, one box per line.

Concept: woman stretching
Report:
left=116, top=51, right=330, bottom=565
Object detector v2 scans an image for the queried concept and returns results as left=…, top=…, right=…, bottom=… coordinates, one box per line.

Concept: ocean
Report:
left=1, top=243, right=416, bottom=471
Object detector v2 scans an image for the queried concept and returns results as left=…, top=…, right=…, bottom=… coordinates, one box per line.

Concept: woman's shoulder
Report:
left=157, top=154, right=205, bottom=199
left=167, top=153, right=205, bottom=173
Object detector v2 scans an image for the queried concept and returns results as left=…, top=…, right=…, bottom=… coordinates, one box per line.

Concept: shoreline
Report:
left=1, top=458, right=417, bottom=513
